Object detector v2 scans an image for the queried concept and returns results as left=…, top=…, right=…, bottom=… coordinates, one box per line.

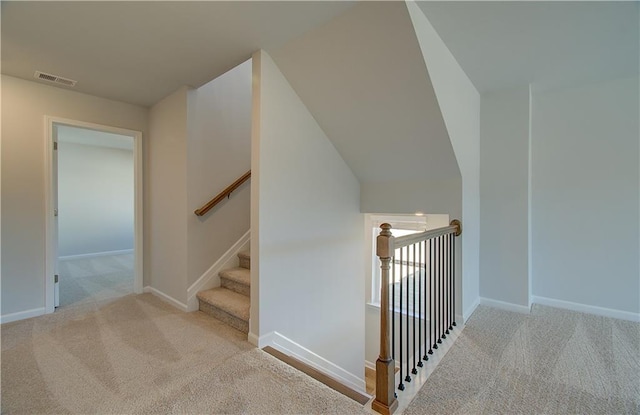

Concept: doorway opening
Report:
left=45, top=117, right=143, bottom=313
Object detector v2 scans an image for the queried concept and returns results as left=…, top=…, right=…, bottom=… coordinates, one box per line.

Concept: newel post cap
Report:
left=376, top=223, right=395, bottom=258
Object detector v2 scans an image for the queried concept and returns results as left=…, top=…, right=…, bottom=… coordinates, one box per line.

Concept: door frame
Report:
left=44, top=116, right=143, bottom=313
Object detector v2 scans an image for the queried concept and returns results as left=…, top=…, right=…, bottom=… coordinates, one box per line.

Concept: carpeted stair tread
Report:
left=220, top=267, right=250, bottom=287
left=197, top=288, right=250, bottom=321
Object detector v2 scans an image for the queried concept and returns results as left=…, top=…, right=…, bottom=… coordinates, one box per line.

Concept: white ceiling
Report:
left=3, top=1, right=635, bottom=105
left=1, top=1, right=355, bottom=107
left=417, top=1, right=639, bottom=93
left=4, top=1, right=636, bottom=186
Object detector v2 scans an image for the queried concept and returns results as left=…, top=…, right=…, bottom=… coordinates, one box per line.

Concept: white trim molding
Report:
left=480, top=297, right=531, bottom=314
left=186, top=230, right=250, bottom=311
left=1, top=308, right=46, bottom=324
left=257, top=331, right=366, bottom=394
left=248, top=331, right=260, bottom=347
left=143, top=286, right=188, bottom=312
left=532, top=296, right=640, bottom=323
left=59, top=249, right=134, bottom=261
left=365, top=360, right=376, bottom=371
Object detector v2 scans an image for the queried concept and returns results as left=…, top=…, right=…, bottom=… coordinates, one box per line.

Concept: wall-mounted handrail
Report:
left=194, top=170, right=251, bottom=216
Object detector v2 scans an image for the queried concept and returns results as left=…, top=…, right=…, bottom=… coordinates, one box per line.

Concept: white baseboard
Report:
left=258, top=331, right=366, bottom=394
left=255, top=331, right=276, bottom=348
left=186, top=230, right=250, bottom=312
left=143, top=286, right=188, bottom=312
left=531, top=295, right=640, bottom=322
left=1, top=307, right=46, bottom=324
left=480, top=297, right=531, bottom=314
left=463, top=297, right=480, bottom=322
left=248, top=331, right=260, bottom=347
left=59, top=249, right=133, bottom=261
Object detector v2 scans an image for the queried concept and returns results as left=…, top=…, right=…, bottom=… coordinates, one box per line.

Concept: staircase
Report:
left=197, top=251, right=250, bottom=333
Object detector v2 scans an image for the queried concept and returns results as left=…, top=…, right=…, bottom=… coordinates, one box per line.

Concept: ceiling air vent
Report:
left=34, top=71, right=77, bottom=87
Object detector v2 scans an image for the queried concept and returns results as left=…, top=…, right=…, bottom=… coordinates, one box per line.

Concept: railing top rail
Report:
left=194, top=170, right=251, bottom=216
left=390, top=220, right=461, bottom=250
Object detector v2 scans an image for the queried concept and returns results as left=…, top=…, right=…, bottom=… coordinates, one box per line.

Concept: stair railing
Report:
left=372, top=220, right=461, bottom=415
left=194, top=170, right=251, bottom=216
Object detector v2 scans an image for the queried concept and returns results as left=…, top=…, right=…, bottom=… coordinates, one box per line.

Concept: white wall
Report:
left=1, top=75, right=148, bottom=318
left=252, top=50, right=365, bottom=386
left=187, top=60, right=251, bottom=287
left=479, top=87, right=530, bottom=307
left=407, top=1, right=481, bottom=320
left=361, top=179, right=461, bottom=219
left=146, top=62, right=252, bottom=308
left=147, top=87, right=189, bottom=305
left=58, top=142, right=134, bottom=257
left=531, top=77, right=639, bottom=316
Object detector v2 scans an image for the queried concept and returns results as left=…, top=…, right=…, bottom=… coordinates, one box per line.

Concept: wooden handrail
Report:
left=393, top=221, right=461, bottom=250
left=194, top=170, right=251, bottom=216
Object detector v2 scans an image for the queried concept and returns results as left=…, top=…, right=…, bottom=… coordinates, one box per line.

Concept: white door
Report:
left=53, top=124, right=60, bottom=308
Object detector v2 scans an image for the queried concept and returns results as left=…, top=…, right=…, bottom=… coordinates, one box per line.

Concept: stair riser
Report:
left=221, top=277, right=250, bottom=297
left=239, top=256, right=250, bottom=270
left=199, top=301, right=248, bottom=334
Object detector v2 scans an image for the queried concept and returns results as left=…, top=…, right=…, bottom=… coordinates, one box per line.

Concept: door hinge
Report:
left=53, top=141, right=58, bottom=150
left=54, top=274, right=59, bottom=283
left=54, top=208, right=58, bottom=217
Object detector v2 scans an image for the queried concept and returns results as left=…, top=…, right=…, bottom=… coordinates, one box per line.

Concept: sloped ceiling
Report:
left=416, top=1, right=639, bottom=92
left=1, top=1, right=355, bottom=107
left=270, top=1, right=460, bottom=184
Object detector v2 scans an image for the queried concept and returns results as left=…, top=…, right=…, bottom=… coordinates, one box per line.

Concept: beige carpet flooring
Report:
left=1, top=294, right=369, bottom=415
left=405, top=304, right=640, bottom=414
left=58, top=254, right=134, bottom=308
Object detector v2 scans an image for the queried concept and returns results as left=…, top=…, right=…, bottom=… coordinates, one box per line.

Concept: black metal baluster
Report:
left=418, top=241, right=424, bottom=367
left=398, top=248, right=404, bottom=391
left=447, top=233, right=453, bottom=331
left=447, top=234, right=452, bottom=332
left=433, top=237, right=442, bottom=349
left=442, top=235, right=447, bottom=336
left=451, top=233, right=454, bottom=330
left=432, top=237, right=438, bottom=350
left=452, top=233, right=457, bottom=328
left=445, top=234, right=450, bottom=334
left=435, top=236, right=442, bottom=344
left=437, top=235, right=440, bottom=342
left=428, top=238, right=433, bottom=356
left=422, top=240, right=429, bottom=361
left=405, top=246, right=411, bottom=383
left=391, top=252, right=396, bottom=372
left=412, top=243, right=418, bottom=375
left=441, top=235, right=446, bottom=341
